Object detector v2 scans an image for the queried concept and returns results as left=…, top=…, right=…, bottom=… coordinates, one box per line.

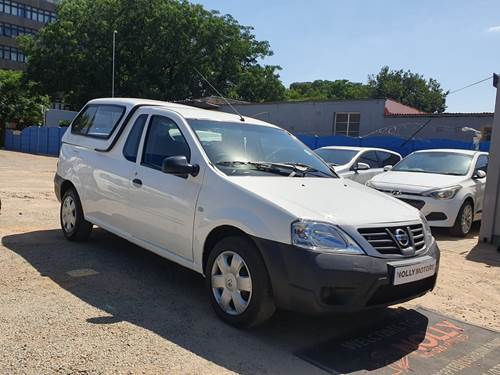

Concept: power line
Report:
left=448, top=76, right=491, bottom=95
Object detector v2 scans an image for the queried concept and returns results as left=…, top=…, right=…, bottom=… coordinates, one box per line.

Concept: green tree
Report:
left=368, top=66, right=447, bottom=113
left=0, top=70, right=50, bottom=145
left=286, top=80, right=373, bottom=101
left=20, top=0, right=285, bottom=108
left=229, top=65, right=285, bottom=102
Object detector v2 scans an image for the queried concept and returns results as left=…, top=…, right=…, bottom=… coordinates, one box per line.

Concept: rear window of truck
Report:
left=71, top=104, right=126, bottom=139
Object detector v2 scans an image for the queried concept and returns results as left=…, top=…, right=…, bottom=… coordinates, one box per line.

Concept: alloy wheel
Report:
left=461, top=204, right=473, bottom=234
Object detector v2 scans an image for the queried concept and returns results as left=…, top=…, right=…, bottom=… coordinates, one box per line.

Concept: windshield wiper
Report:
left=216, top=161, right=333, bottom=177
left=216, top=161, right=292, bottom=176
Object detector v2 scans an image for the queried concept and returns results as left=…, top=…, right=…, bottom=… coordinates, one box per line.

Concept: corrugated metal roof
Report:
left=384, top=99, right=426, bottom=115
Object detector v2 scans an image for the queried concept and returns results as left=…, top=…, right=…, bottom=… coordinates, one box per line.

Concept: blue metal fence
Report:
left=3, top=126, right=490, bottom=157
left=296, top=135, right=490, bottom=156
left=5, top=127, right=68, bottom=156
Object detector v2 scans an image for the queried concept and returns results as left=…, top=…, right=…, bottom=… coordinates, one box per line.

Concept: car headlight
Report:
left=419, top=213, right=434, bottom=248
left=291, top=220, right=365, bottom=254
left=365, top=180, right=375, bottom=188
left=423, top=185, right=461, bottom=200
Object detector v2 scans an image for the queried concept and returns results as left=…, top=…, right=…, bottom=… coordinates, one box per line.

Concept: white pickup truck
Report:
left=54, top=98, right=439, bottom=327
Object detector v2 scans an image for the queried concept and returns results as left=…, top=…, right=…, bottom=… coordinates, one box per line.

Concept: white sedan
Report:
left=366, top=149, right=488, bottom=236
left=314, top=146, right=402, bottom=184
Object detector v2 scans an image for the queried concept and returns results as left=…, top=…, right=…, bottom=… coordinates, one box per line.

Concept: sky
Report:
left=192, top=0, right=500, bottom=113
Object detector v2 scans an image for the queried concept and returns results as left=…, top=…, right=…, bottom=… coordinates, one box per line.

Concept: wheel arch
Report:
left=462, top=195, right=474, bottom=211
left=202, top=225, right=261, bottom=276
left=60, top=179, right=77, bottom=199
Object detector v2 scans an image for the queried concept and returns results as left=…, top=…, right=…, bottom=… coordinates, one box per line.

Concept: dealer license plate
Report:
left=391, top=258, right=437, bottom=285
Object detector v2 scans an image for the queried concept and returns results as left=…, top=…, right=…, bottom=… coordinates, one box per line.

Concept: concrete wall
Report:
left=44, top=109, right=78, bottom=127
left=383, top=114, right=494, bottom=141
left=220, top=99, right=386, bottom=136
left=220, top=100, right=493, bottom=141
left=480, top=74, right=500, bottom=245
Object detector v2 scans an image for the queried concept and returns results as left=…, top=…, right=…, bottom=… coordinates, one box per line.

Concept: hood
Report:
left=229, top=176, right=419, bottom=226
left=370, top=171, right=466, bottom=193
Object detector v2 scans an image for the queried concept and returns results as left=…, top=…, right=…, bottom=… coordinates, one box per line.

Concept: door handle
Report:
left=132, top=178, right=143, bottom=187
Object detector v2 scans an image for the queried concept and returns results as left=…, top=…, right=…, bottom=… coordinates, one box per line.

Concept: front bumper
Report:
left=253, top=236, right=440, bottom=315
left=383, top=193, right=462, bottom=228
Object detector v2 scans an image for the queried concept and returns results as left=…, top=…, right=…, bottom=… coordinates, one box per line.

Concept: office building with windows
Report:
left=0, top=0, right=57, bottom=69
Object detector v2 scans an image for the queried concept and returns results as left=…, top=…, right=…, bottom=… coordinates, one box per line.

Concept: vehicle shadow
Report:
left=2, top=229, right=428, bottom=374
left=431, top=222, right=481, bottom=242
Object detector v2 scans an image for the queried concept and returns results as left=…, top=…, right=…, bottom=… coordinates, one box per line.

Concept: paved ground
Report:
left=0, top=150, right=499, bottom=374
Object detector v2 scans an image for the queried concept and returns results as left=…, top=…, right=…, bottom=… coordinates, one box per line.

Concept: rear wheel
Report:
left=206, top=236, right=275, bottom=328
left=450, top=201, right=473, bottom=237
left=60, top=188, right=92, bottom=241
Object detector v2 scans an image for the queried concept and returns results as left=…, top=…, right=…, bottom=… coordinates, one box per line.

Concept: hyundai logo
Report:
left=394, top=228, right=410, bottom=247
left=391, top=190, right=402, bottom=196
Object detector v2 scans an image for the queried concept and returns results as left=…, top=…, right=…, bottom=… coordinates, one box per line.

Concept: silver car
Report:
left=315, top=146, right=402, bottom=184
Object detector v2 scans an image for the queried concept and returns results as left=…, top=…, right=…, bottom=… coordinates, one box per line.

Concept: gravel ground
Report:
left=0, top=150, right=499, bottom=374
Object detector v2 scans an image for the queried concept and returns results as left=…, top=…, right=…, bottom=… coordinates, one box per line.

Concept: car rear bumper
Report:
left=252, top=236, right=439, bottom=315
left=54, top=173, right=64, bottom=202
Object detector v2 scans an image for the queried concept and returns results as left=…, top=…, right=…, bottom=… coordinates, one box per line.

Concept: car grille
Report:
left=397, top=198, right=425, bottom=210
left=358, top=224, right=426, bottom=256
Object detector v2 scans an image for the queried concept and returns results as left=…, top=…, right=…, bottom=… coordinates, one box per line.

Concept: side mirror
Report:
left=472, top=169, right=486, bottom=179
left=383, top=165, right=393, bottom=171
left=353, top=162, right=370, bottom=171
left=162, top=156, right=199, bottom=178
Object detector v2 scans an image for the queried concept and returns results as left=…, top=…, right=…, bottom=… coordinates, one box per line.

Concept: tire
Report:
left=60, top=187, right=93, bottom=241
left=450, top=200, right=473, bottom=237
left=206, top=236, right=276, bottom=328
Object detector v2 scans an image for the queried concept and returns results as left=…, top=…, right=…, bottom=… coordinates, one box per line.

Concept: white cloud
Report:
left=487, top=25, right=500, bottom=33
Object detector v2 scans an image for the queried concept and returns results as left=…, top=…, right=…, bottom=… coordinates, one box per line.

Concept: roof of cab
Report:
left=88, top=98, right=277, bottom=128
left=316, top=146, right=401, bottom=154
left=412, top=149, right=487, bottom=156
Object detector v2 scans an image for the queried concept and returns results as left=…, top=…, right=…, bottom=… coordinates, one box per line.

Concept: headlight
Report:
left=423, top=185, right=461, bottom=200
left=419, top=213, right=434, bottom=247
left=365, top=180, right=375, bottom=188
left=291, top=220, right=365, bottom=254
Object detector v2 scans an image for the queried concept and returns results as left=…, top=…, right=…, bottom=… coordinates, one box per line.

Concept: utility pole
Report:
left=112, top=30, right=117, bottom=97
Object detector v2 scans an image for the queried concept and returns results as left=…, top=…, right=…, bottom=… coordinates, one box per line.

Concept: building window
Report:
left=0, top=1, right=56, bottom=24
left=334, top=112, right=360, bottom=137
left=0, top=22, right=37, bottom=38
left=0, top=45, right=27, bottom=63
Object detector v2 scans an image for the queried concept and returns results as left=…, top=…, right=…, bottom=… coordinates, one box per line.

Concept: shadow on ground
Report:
left=465, top=243, right=500, bottom=267
left=2, top=228, right=428, bottom=374
left=431, top=222, right=480, bottom=242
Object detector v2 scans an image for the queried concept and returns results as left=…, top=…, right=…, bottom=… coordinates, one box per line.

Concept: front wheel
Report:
left=60, top=188, right=93, bottom=241
left=206, top=236, right=275, bottom=328
left=450, top=201, right=473, bottom=237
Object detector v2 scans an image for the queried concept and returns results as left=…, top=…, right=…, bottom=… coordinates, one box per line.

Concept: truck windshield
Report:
left=393, top=152, right=473, bottom=176
left=187, top=119, right=336, bottom=177
left=315, top=148, right=358, bottom=166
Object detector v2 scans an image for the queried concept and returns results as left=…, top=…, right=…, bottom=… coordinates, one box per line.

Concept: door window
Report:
left=376, top=151, right=401, bottom=167
left=123, top=114, right=148, bottom=162
left=71, top=104, right=125, bottom=138
left=474, top=155, right=488, bottom=173
left=357, top=151, right=380, bottom=168
left=142, top=115, right=191, bottom=170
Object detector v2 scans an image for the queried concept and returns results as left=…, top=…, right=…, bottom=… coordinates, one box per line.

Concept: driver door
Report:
left=128, top=110, right=204, bottom=261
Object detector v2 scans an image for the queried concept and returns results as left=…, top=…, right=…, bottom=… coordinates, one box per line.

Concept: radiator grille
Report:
left=358, top=224, right=425, bottom=256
